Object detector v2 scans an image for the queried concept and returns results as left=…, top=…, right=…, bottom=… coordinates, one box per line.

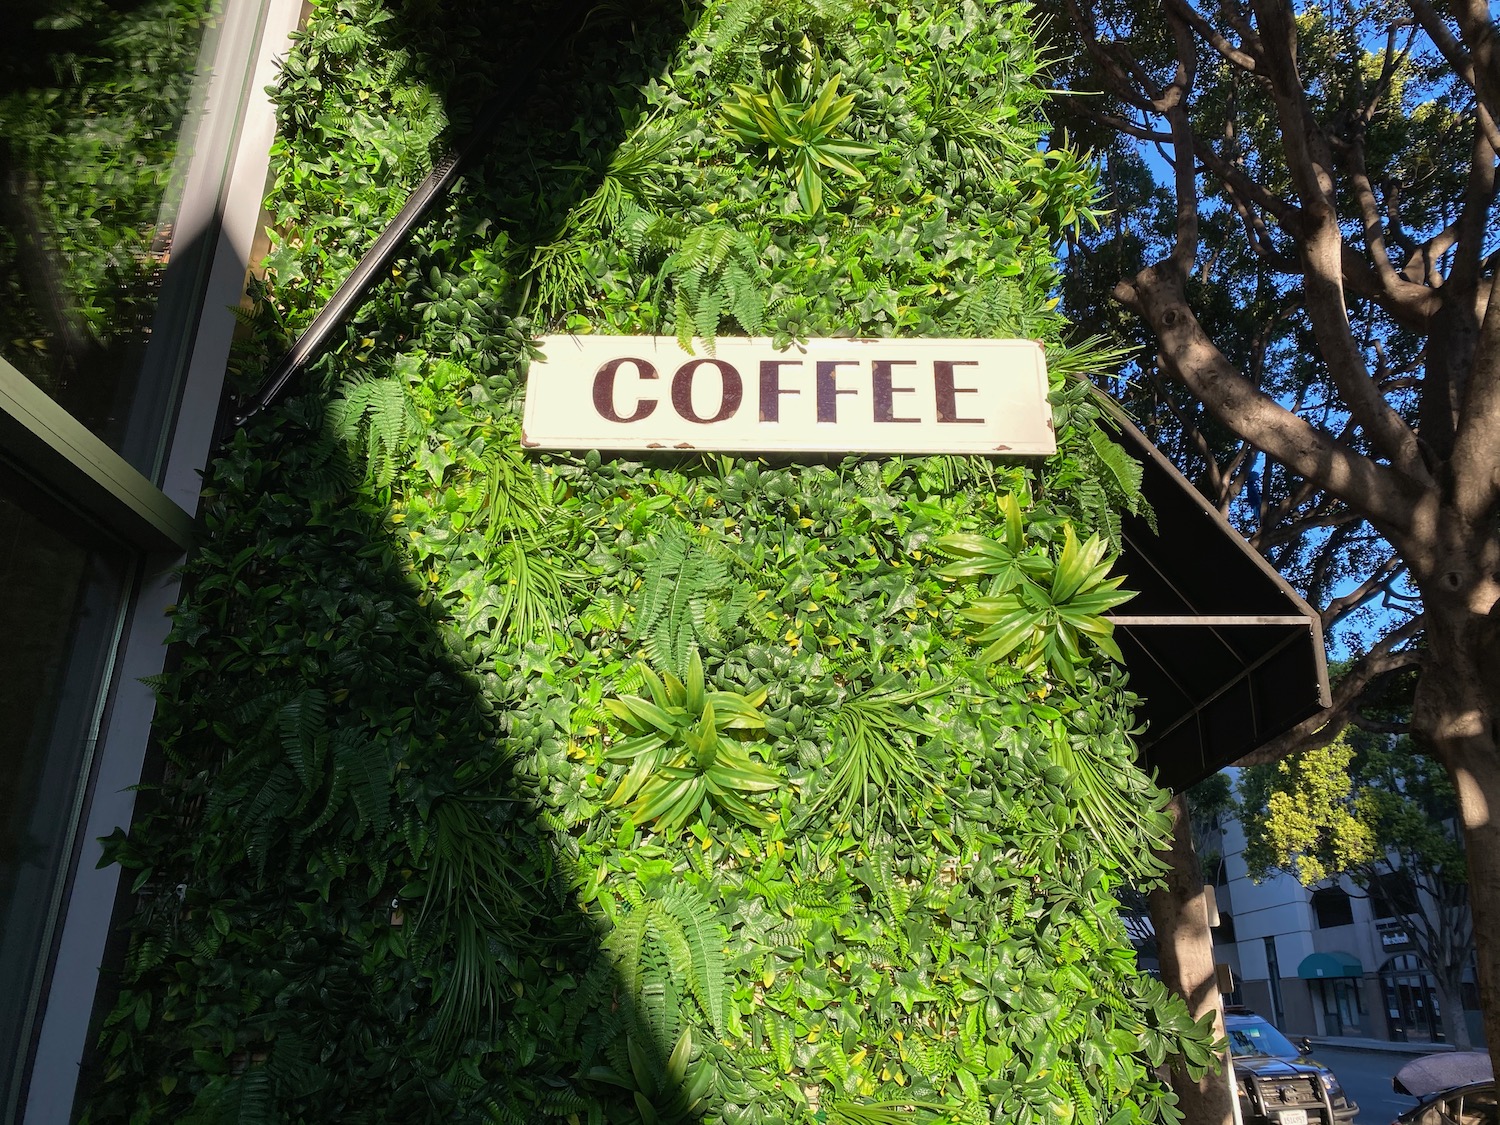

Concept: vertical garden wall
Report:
left=85, top=2, right=1217, bottom=1123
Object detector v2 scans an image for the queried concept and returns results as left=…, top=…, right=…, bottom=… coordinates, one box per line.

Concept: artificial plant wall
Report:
left=87, top=2, right=1216, bottom=1123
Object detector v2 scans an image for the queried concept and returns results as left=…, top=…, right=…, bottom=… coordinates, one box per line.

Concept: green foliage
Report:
left=940, top=520, right=1135, bottom=683
left=810, top=682, right=945, bottom=832
left=1236, top=730, right=1473, bottom=1043
left=1239, top=731, right=1463, bottom=888
left=659, top=226, right=769, bottom=350
left=84, top=2, right=1212, bottom=1124
left=0, top=0, right=217, bottom=400
left=1240, top=737, right=1376, bottom=886
left=632, top=526, right=756, bottom=674
left=720, top=71, right=877, bottom=213
left=603, top=650, right=782, bottom=831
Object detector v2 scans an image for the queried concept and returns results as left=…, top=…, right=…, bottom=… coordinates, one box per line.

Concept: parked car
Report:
left=1392, top=1080, right=1496, bottom=1124
left=1225, top=1008, right=1359, bottom=1124
left=1392, top=1052, right=1495, bottom=1124
left=1232, top=1051, right=1341, bottom=1125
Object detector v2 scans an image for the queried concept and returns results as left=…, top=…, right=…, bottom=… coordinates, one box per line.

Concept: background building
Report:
left=1209, top=787, right=1484, bottom=1046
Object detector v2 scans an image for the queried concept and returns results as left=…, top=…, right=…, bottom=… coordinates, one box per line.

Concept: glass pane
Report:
left=0, top=0, right=217, bottom=473
left=0, top=472, right=133, bottom=1119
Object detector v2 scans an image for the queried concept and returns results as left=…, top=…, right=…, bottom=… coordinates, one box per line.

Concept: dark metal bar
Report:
left=230, top=1, right=590, bottom=431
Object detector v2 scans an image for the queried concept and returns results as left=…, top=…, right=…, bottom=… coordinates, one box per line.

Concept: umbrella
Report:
left=1393, top=1052, right=1493, bottom=1097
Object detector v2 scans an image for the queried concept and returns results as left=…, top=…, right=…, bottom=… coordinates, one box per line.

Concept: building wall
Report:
left=1210, top=773, right=1481, bottom=1046
left=0, top=4, right=305, bottom=1121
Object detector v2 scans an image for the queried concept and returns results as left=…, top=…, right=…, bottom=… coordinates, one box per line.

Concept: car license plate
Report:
left=1277, top=1112, right=1308, bottom=1125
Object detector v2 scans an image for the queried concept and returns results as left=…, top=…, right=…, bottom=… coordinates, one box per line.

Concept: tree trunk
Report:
left=1430, top=965, right=1473, bottom=1050
left=1148, top=793, right=1234, bottom=1125
left=1412, top=581, right=1500, bottom=1066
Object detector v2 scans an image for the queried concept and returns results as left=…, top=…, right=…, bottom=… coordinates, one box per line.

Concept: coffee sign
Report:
left=522, top=336, right=1054, bottom=455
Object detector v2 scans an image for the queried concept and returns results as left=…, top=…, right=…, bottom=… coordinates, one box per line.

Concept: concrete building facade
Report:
left=1209, top=791, right=1483, bottom=1047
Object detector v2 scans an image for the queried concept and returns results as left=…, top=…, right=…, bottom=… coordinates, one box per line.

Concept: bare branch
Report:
left=1062, top=0, right=1163, bottom=113
left=1248, top=0, right=1431, bottom=481
left=1059, top=97, right=1174, bottom=144
left=1195, top=139, right=1297, bottom=224
left=1164, top=0, right=1260, bottom=71
left=1114, top=261, right=1429, bottom=538
left=1345, top=132, right=1443, bottom=327
left=1358, top=24, right=1420, bottom=124
left=1322, top=555, right=1407, bottom=627
left=1252, top=504, right=1356, bottom=553
left=1404, top=219, right=1462, bottom=286
left=1436, top=0, right=1500, bottom=131
left=1406, top=0, right=1500, bottom=146
left=1162, top=6, right=1201, bottom=275
left=1349, top=715, right=1411, bottom=734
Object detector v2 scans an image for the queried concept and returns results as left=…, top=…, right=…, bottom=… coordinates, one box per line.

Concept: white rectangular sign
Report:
left=522, top=336, right=1055, bottom=455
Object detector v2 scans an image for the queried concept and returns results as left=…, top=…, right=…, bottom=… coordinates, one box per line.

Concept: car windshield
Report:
left=1227, top=1019, right=1299, bottom=1059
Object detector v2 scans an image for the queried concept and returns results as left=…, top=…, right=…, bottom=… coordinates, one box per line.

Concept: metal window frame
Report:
left=0, top=359, right=195, bottom=552
left=1, top=0, right=305, bottom=1120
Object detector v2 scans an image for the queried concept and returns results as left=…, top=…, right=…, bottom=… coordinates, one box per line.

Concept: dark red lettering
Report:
left=671, top=358, right=743, bottom=423
left=592, top=357, right=658, bottom=422
left=759, top=360, right=802, bottom=422
left=816, top=360, right=860, bottom=423
left=934, top=359, right=983, bottom=423
left=872, top=359, right=920, bottom=423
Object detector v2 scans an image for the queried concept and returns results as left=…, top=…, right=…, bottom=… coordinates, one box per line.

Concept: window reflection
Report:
left=0, top=0, right=215, bottom=467
left=0, top=471, right=133, bottom=1118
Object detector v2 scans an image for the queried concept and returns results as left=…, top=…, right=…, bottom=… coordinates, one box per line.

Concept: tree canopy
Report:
left=1046, top=0, right=1500, bottom=1061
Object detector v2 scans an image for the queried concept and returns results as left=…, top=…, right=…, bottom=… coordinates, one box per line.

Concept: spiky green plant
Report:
left=941, top=519, right=1134, bottom=684
left=603, top=650, right=781, bottom=831
left=720, top=70, right=876, bottom=213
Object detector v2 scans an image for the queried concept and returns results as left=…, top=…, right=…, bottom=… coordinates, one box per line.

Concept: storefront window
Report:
left=0, top=473, right=134, bottom=1120
left=0, top=0, right=217, bottom=478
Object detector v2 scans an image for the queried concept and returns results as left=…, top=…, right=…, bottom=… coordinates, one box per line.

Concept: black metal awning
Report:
left=1108, top=410, right=1330, bottom=792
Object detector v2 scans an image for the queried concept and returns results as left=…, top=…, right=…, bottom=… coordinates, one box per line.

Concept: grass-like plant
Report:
left=603, top=650, right=781, bottom=832
left=811, top=682, right=946, bottom=831
left=418, top=799, right=533, bottom=1048
left=824, top=1101, right=962, bottom=1124
left=1046, top=709, right=1174, bottom=878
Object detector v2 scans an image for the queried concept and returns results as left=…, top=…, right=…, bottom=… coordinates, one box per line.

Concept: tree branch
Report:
left=1165, top=0, right=1261, bottom=72
left=1114, top=261, right=1428, bottom=538
left=1345, top=136, right=1442, bottom=327
left=1322, top=555, right=1408, bottom=627
left=1441, top=0, right=1500, bottom=132
left=1252, top=505, right=1357, bottom=553
left=1349, top=715, right=1410, bottom=734
left=1448, top=263, right=1500, bottom=527
left=1059, top=98, right=1174, bottom=144
left=1447, top=127, right=1499, bottom=294
left=1162, top=5, right=1200, bottom=276
left=1247, top=0, right=1431, bottom=481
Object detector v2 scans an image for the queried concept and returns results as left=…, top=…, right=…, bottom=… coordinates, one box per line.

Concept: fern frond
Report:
left=662, top=885, right=731, bottom=1037
left=332, top=728, right=391, bottom=833
left=658, top=225, right=767, bottom=351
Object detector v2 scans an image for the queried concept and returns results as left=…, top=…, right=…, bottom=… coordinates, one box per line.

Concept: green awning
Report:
left=1299, top=951, right=1364, bottom=979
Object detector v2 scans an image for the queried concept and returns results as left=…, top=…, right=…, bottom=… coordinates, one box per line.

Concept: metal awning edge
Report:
left=1096, top=391, right=1331, bottom=710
